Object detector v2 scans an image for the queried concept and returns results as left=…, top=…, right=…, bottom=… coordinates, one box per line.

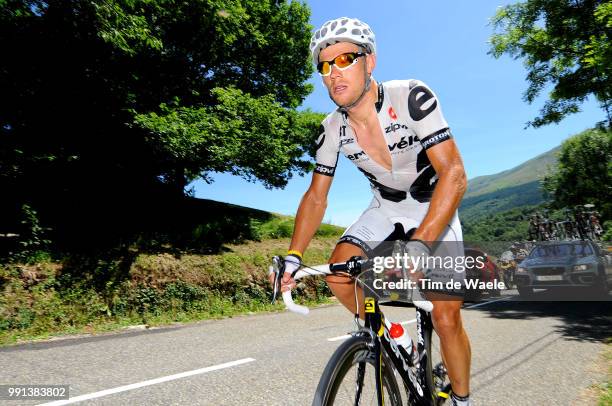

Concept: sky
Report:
left=191, top=0, right=607, bottom=227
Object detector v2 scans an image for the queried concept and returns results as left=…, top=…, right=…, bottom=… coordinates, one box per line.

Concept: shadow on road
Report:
left=466, top=295, right=612, bottom=343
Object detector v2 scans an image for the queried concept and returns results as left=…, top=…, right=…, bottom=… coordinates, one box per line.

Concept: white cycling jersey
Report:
left=315, top=79, right=452, bottom=206
left=314, top=79, right=463, bottom=255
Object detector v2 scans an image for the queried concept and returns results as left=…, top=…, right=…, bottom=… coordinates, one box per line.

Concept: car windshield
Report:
left=529, top=243, right=592, bottom=258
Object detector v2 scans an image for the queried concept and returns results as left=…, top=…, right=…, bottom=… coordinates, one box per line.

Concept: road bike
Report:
left=269, top=253, right=452, bottom=405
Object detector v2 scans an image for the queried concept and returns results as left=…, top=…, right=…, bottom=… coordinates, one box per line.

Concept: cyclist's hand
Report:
left=268, top=255, right=301, bottom=293
left=403, top=240, right=431, bottom=281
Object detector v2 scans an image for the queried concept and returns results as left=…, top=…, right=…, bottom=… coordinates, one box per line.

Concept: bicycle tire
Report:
left=313, top=335, right=403, bottom=406
left=424, top=325, right=451, bottom=405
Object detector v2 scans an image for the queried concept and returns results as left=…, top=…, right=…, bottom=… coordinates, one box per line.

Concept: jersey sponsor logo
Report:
left=347, top=135, right=418, bottom=160
left=410, top=149, right=437, bottom=202
left=347, top=151, right=366, bottom=160
left=338, top=235, right=370, bottom=254
left=389, top=135, right=417, bottom=152
left=408, top=85, right=438, bottom=121
left=384, top=123, right=422, bottom=145
left=314, top=163, right=336, bottom=176
left=420, top=128, right=452, bottom=150
left=388, top=106, right=397, bottom=120
left=339, top=125, right=347, bottom=138
left=385, top=123, right=409, bottom=133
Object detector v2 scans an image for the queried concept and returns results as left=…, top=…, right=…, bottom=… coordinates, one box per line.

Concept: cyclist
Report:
left=270, top=17, right=472, bottom=405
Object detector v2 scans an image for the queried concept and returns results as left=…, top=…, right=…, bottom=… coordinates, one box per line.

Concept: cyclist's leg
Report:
left=425, top=216, right=471, bottom=397
left=326, top=242, right=367, bottom=319
left=428, top=294, right=471, bottom=397
left=325, top=197, right=397, bottom=320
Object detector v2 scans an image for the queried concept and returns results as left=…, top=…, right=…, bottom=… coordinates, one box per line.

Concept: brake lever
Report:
left=270, top=255, right=285, bottom=304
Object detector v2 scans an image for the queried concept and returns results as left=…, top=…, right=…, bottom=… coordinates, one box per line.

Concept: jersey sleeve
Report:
left=405, top=80, right=453, bottom=151
left=314, top=122, right=339, bottom=176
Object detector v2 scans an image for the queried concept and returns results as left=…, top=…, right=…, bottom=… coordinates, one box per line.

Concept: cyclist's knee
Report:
left=329, top=242, right=365, bottom=263
left=431, top=302, right=463, bottom=338
left=325, top=273, right=354, bottom=288
left=325, top=242, right=366, bottom=318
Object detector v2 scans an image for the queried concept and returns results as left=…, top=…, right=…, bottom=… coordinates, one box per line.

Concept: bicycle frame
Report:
left=269, top=255, right=449, bottom=405
left=361, top=295, right=441, bottom=406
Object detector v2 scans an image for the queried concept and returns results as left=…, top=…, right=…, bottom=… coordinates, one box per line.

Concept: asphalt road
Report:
left=0, top=293, right=610, bottom=406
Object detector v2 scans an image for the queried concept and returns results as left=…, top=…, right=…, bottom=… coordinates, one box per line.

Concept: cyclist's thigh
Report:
left=328, top=197, right=413, bottom=293
left=326, top=242, right=365, bottom=286
left=326, top=243, right=366, bottom=315
left=337, top=197, right=398, bottom=254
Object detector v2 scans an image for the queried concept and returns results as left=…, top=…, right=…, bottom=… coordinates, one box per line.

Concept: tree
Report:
left=0, top=1, right=322, bottom=245
left=489, top=0, right=612, bottom=128
left=132, top=89, right=321, bottom=189
left=543, top=128, right=612, bottom=220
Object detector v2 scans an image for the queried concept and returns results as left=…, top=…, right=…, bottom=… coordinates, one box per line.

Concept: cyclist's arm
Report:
left=411, top=139, right=467, bottom=243
left=403, top=80, right=466, bottom=243
left=289, top=172, right=333, bottom=255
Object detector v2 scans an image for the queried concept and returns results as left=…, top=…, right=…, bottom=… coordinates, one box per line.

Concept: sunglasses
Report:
left=317, top=52, right=366, bottom=76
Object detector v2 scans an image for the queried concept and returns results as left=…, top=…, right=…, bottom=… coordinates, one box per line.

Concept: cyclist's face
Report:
left=318, top=42, right=375, bottom=106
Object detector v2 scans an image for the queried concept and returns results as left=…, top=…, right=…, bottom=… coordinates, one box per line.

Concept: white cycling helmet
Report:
left=310, top=17, right=376, bottom=64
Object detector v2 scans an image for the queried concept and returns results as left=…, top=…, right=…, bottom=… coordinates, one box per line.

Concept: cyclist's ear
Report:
left=366, top=53, right=376, bottom=76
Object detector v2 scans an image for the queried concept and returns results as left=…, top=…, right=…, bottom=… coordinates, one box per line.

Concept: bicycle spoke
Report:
left=335, top=357, right=377, bottom=405
left=320, top=347, right=401, bottom=406
left=354, top=361, right=365, bottom=405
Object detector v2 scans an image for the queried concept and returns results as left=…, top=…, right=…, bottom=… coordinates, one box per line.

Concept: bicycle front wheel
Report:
left=313, top=335, right=402, bottom=406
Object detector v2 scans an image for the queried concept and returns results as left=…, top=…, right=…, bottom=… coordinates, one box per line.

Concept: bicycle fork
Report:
left=363, top=297, right=386, bottom=406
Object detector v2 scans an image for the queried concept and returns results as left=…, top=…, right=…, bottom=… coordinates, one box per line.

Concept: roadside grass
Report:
left=0, top=217, right=344, bottom=346
left=598, top=338, right=612, bottom=405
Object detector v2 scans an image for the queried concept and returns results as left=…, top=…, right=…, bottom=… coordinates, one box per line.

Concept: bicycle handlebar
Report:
left=269, top=257, right=434, bottom=315
left=281, top=290, right=309, bottom=315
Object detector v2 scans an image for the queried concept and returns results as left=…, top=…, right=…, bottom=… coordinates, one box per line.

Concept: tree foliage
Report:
left=0, top=0, right=322, bottom=246
left=543, top=128, right=612, bottom=220
left=132, top=88, right=319, bottom=189
left=462, top=205, right=536, bottom=242
left=489, top=0, right=612, bottom=128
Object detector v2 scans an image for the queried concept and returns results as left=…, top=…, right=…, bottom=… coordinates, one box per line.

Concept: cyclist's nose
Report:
left=329, top=63, right=343, bottom=78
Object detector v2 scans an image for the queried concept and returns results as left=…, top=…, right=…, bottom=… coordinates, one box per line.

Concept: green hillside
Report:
left=460, top=181, right=543, bottom=222
left=465, top=145, right=560, bottom=199
left=460, top=146, right=560, bottom=222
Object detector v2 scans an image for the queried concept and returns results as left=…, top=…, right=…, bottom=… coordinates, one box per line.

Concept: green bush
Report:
left=162, top=282, right=208, bottom=312
left=10, top=204, right=52, bottom=264
left=249, top=215, right=343, bottom=240
left=0, top=232, right=342, bottom=345
left=602, top=221, right=612, bottom=242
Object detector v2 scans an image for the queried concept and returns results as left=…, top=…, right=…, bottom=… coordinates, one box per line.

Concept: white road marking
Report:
left=327, top=334, right=351, bottom=342
left=465, top=297, right=511, bottom=309
left=37, top=358, right=256, bottom=406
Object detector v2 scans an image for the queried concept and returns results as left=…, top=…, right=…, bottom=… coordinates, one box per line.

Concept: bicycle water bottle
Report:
left=389, top=322, right=418, bottom=365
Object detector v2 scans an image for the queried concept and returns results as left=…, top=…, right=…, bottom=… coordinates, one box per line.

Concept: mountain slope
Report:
left=460, top=146, right=560, bottom=221
left=465, top=145, right=560, bottom=199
